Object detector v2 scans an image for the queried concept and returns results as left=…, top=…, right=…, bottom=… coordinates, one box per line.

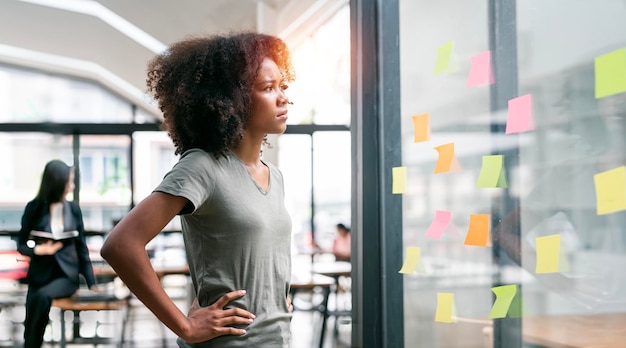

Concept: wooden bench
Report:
left=51, top=293, right=129, bottom=347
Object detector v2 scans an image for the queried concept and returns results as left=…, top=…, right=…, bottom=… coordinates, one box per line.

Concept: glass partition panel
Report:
left=277, top=134, right=313, bottom=269
left=399, top=1, right=497, bottom=347
left=399, top=0, right=626, bottom=347
left=0, top=133, right=74, bottom=231
left=78, top=135, right=131, bottom=231
left=516, top=1, right=626, bottom=346
left=312, top=131, right=351, bottom=251
left=132, top=131, right=180, bottom=230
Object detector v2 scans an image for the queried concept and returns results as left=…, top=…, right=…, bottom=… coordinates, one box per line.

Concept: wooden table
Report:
left=523, top=313, right=626, bottom=347
left=290, top=273, right=336, bottom=348
left=312, top=261, right=351, bottom=279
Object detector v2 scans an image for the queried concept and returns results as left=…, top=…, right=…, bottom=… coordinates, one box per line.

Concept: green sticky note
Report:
left=476, top=155, right=508, bottom=188
left=489, top=285, right=517, bottom=319
left=595, top=48, right=626, bottom=99
left=433, top=41, right=454, bottom=75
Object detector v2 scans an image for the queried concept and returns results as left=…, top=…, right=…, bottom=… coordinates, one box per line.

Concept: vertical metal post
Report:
left=351, top=0, right=404, bottom=346
left=488, top=0, right=522, bottom=347
left=72, top=132, right=80, bottom=203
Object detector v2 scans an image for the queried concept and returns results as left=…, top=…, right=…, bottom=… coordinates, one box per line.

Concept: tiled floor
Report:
left=0, top=275, right=352, bottom=348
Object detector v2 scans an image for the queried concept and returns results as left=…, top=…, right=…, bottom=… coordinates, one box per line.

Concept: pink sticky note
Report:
left=506, top=94, right=535, bottom=134
left=425, top=210, right=452, bottom=239
left=467, top=51, right=495, bottom=87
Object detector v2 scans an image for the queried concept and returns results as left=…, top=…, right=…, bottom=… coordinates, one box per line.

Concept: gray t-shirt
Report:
left=155, top=148, right=292, bottom=347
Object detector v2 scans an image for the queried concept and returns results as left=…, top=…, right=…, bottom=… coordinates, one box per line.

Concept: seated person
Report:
left=332, top=223, right=351, bottom=262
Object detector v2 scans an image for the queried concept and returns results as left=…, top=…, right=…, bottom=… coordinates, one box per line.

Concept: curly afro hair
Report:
left=146, top=31, right=295, bottom=156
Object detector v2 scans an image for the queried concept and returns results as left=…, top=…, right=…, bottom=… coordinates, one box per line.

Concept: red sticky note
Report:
left=425, top=210, right=452, bottom=239
left=506, top=94, right=535, bottom=134
left=467, top=51, right=495, bottom=87
left=464, top=214, right=490, bottom=246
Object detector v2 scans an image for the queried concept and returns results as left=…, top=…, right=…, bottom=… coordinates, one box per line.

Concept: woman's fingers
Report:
left=211, top=290, right=247, bottom=309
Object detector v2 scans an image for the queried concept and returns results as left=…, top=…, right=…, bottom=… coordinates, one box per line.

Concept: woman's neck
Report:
left=230, top=134, right=264, bottom=167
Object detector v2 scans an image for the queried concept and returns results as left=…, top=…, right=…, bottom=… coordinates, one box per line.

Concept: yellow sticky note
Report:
left=412, top=114, right=430, bottom=142
left=489, top=284, right=517, bottom=319
left=435, top=292, right=457, bottom=323
left=434, top=143, right=461, bottom=174
left=594, top=166, right=626, bottom=215
left=464, top=214, right=489, bottom=246
left=595, top=48, right=626, bottom=99
left=392, top=166, right=407, bottom=194
left=535, top=234, right=560, bottom=274
left=476, top=155, right=507, bottom=188
left=399, top=246, right=426, bottom=274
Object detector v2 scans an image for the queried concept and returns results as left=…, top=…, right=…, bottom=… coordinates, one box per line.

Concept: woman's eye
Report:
left=280, top=84, right=289, bottom=91
left=264, top=86, right=273, bottom=92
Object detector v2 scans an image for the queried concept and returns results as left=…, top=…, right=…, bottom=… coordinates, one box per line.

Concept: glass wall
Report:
left=398, top=1, right=626, bottom=347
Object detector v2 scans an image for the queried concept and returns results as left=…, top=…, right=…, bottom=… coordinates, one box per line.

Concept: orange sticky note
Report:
left=425, top=210, right=452, bottom=239
left=392, top=166, right=407, bottom=194
left=412, top=114, right=430, bottom=142
left=434, top=143, right=461, bottom=174
left=467, top=50, right=495, bottom=87
left=489, top=285, right=517, bottom=319
left=435, top=292, right=457, bottom=323
left=535, top=234, right=561, bottom=273
left=464, top=214, right=490, bottom=246
left=594, top=166, right=626, bottom=215
left=595, top=48, right=626, bottom=99
left=505, top=94, right=535, bottom=134
left=398, top=246, right=426, bottom=274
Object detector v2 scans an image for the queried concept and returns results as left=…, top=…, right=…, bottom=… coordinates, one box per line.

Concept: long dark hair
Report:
left=34, top=160, right=72, bottom=204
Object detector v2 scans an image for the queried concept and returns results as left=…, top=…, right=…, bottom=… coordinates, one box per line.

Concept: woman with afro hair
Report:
left=101, top=32, right=295, bottom=347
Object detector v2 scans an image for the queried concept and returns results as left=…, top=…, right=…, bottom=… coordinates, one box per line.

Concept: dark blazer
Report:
left=17, top=199, right=96, bottom=288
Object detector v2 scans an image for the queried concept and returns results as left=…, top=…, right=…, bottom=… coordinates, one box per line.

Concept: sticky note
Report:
left=435, top=293, right=457, bottom=323
left=467, top=50, right=495, bottom=87
left=425, top=210, right=452, bottom=239
left=464, top=214, right=489, bottom=246
left=595, top=48, right=626, bottom=99
left=505, top=94, right=535, bottom=134
left=392, top=166, right=407, bottom=194
left=594, top=166, right=626, bottom=215
left=433, top=41, right=459, bottom=75
left=434, top=143, right=461, bottom=174
left=412, top=114, right=430, bottom=142
left=398, top=246, right=426, bottom=274
left=535, top=234, right=560, bottom=273
left=489, top=285, right=517, bottom=319
left=476, top=155, right=507, bottom=188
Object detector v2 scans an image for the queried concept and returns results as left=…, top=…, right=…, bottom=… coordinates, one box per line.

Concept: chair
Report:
left=51, top=290, right=129, bottom=347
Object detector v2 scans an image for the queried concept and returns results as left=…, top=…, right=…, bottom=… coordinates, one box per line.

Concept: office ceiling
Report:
left=0, top=0, right=346, bottom=118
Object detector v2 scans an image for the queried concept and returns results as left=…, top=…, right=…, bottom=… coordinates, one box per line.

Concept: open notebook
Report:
left=29, top=230, right=79, bottom=241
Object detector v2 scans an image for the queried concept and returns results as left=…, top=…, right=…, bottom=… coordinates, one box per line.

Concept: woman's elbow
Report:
left=100, top=236, right=122, bottom=262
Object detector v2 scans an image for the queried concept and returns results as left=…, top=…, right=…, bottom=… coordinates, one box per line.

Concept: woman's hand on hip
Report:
left=183, top=290, right=255, bottom=343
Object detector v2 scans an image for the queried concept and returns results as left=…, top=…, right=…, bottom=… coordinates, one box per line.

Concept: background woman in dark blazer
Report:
left=17, top=159, right=99, bottom=348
